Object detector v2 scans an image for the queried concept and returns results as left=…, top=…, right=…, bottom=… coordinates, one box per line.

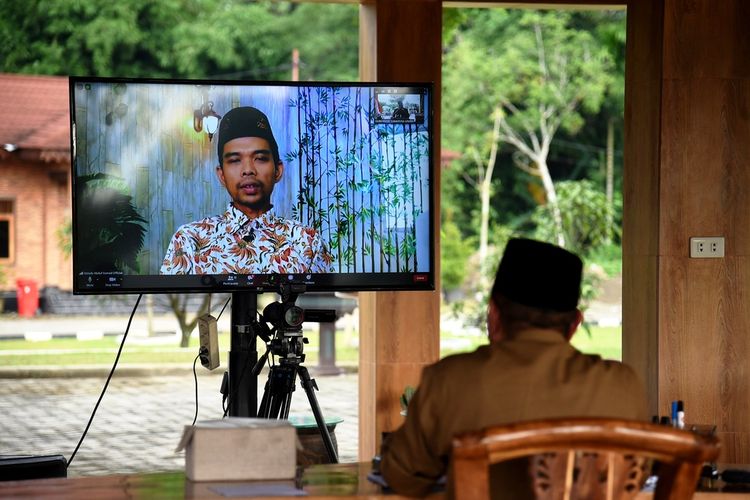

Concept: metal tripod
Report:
left=258, top=352, right=339, bottom=463
left=252, top=284, right=339, bottom=464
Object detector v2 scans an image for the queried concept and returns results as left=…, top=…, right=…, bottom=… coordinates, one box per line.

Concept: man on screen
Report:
left=391, top=99, right=410, bottom=120
left=379, top=238, right=648, bottom=498
left=160, top=106, right=333, bottom=275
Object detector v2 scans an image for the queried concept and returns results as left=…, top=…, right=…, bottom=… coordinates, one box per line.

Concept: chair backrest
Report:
left=451, top=418, right=720, bottom=500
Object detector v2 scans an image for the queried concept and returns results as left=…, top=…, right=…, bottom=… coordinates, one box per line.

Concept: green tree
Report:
left=595, top=11, right=627, bottom=242
left=440, top=217, right=474, bottom=294
left=443, top=9, right=614, bottom=271
left=276, top=3, right=359, bottom=81
left=531, top=179, right=615, bottom=256
left=0, top=0, right=358, bottom=80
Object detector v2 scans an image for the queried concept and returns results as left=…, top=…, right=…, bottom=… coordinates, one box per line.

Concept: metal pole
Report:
left=228, top=292, right=258, bottom=417
left=318, top=322, right=342, bottom=375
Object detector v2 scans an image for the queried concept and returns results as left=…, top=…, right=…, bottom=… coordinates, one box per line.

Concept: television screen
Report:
left=69, top=77, right=435, bottom=294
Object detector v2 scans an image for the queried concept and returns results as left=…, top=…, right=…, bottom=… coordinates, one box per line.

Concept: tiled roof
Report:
left=0, top=73, right=70, bottom=162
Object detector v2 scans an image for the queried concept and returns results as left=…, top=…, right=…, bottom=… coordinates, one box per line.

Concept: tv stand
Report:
left=226, top=292, right=258, bottom=417
left=223, top=286, right=341, bottom=419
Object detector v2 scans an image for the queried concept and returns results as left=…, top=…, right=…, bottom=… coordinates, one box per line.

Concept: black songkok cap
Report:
left=491, top=238, right=583, bottom=312
left=217, top=106, right=279, bottom=166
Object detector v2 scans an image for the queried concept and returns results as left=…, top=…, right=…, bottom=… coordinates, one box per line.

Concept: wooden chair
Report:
left=451, top=417, right=720, bottom=500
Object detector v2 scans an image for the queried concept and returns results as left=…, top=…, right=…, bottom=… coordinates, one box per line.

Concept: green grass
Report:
left=570, top=325, right=622, bottom=361
left=0, top=329, right=362, bottom=367
left=438, top=325, right=623, bottom=361
left=0, top=326, right=622, bottom=367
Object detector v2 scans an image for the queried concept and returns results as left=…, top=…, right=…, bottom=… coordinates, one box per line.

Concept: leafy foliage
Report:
left=532, top=180, right=616, bottom=256
left=442, top=8, right=616, bottom=254
left=57, top=219, right=72, bottom=258
left=440, top=217, right=474, bottom=292
left=443, top=10, right=614, bottom=157
left=0, top=0, right=359, bottom=80
left=75, top=173, right=148, bottom=273
left=288, top=87, right=430, bottom=272
left=440, top=7, right=625, bottom=272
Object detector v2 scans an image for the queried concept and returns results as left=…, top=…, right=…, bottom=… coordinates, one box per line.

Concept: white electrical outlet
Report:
left=690, top=236, right=725, bottom=258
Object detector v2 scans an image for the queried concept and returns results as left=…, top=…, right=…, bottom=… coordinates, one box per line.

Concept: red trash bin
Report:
left=16, top=279, right=39, bottom=318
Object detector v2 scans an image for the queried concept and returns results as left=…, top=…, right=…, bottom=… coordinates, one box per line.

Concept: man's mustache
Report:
left=237, top=180, right=265, bottom=189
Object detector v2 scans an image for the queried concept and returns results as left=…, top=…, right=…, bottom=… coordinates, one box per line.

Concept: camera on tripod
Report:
left=247, top=282, right=340, bottom=463
left=251, top=283, right=336, bottom=370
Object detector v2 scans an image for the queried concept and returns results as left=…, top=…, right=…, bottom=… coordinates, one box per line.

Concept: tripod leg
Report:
left=258, top=375, right=273, bottom=418
left=297, top=366, right=338, bottom=463
left=260, top=364, right=296, bottom=419
left=268, top=391, right=285, bottom=419
left=280, top=390, right=293, bottom=420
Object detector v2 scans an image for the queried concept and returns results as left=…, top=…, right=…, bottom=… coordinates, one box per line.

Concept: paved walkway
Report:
left=0, top=370, right=359, bottom=477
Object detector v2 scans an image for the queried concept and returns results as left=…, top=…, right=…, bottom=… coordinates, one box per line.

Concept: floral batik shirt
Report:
left=160, top=204, right=334, bottom=275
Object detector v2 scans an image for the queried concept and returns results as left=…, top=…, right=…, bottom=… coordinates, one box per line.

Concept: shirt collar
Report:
left=225, top=203, right=279, bottom=233
left=509, top=328, right=569, bottom=344
left=253, top=208, right=280, bottom=228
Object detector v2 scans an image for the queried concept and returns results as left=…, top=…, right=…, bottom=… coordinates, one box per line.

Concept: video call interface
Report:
left=70, top=79, right=434, bottom=294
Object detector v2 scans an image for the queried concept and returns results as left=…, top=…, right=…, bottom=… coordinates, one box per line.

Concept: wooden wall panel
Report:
left=657, top=0, right=750, bottom=462
left=358, top=0, right=442, bottom=461
left=658, top=258, right=722, bottom=423
left=622, top=0, right=664, bottom=415
left=659, top=256, right=750, bottom=462
left=662, top=0, right=750, bottom=80
left=659, top=80, right=750, bottom=255
left=622, top=253, right=658, bottom=412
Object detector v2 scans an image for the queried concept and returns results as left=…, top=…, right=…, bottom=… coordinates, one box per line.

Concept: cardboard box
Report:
left=177, top=418, right=297, bottom=482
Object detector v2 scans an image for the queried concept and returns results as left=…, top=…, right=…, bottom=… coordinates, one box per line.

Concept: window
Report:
left=0, top=200, right=14, bottom=263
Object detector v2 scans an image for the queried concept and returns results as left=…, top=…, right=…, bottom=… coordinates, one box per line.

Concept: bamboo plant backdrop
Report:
left=73, top=82, right=431, bottom=275
left=286, top=86, right=430, bottom=273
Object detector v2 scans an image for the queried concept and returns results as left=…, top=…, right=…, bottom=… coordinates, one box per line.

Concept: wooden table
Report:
left=0, top=462, right=747, bottom=499
left=0, top=462, right=440, bottom=499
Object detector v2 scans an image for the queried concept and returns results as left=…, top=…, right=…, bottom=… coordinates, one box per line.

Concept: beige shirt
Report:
left=380, top=328, right=649, bottom=498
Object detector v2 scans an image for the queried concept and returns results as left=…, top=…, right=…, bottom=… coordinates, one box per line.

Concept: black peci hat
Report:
left=216, top=106, right=280, bottom=166
left=491, top=238, right=583, bottom=312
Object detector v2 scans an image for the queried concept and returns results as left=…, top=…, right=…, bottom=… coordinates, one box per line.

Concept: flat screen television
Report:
left=69, top=77, right=435, bottom=294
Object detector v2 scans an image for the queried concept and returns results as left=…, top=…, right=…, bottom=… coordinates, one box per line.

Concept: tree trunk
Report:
left=538, top=159, right=565, bottom=248
left=478, top=108, right=503, bottom=288
left=479, top=173, right=491, bottom=280
left=605, top=117, right=615, bottom=242
left=168, top=294, right=211, bottom=348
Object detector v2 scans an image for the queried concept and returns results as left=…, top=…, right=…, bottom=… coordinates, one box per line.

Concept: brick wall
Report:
left=0, top=158, right=72, bottom=292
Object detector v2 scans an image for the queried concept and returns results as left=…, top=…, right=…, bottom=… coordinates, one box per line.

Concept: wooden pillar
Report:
left=622, top=0, right=664, bottom=422
left=358, top=0, right=442, bottom=460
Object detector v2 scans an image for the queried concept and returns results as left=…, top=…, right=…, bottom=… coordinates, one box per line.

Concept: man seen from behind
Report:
left=379, top=238, right=648, bottom=498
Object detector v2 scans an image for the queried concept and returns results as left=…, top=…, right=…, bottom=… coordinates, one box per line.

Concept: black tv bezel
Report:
left=69, top=76, right=436, bottom=295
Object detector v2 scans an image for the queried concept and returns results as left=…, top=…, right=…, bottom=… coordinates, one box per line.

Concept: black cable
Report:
left=68, top=294, right=142, bottom=467
left=192, top=351, right=202, bottom=426
left=222, top=358, right=251, bottom=418
left=216, top=296, right=231, bottom=321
